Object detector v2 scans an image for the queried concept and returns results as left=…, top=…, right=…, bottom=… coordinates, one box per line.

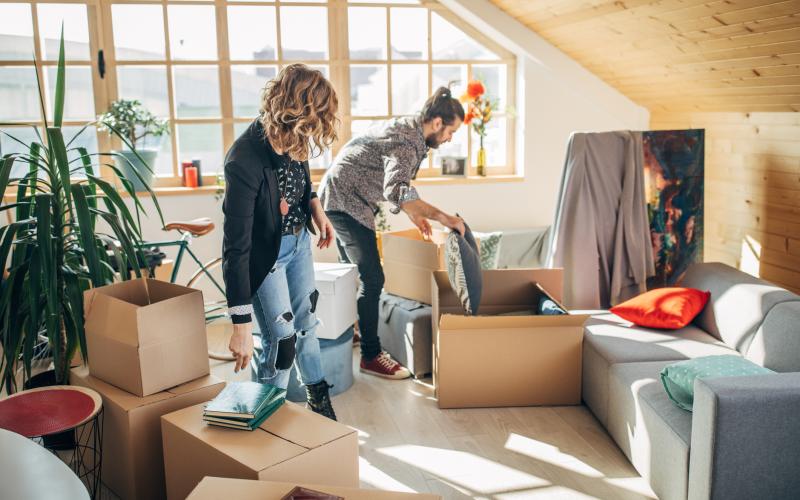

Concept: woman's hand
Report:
left=310, top=198, right=335, bottom=249
left=229, top=322, right=254, bottom=373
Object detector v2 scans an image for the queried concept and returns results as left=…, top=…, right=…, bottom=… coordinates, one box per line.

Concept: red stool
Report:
left=0, top=386, right=103, bottom=499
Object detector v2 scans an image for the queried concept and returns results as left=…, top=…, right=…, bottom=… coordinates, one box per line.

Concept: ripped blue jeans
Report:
left=251, top=228, right=324, bottom=390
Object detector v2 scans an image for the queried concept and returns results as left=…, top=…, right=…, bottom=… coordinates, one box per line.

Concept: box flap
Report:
left=439, top=312, right=590, bottom=330
left=432, top=268, right=565, bottom=308
left=259, top=402, right=355, bottom=449
left=84, top=289, right=139, bottom=347
left=144, top=278, right=201, bottom=303
left=382, top=229, right=445, bottom=269
left=89, top=278, right=151, bottom=306
left=136, top=286, right=206, bottom=346
left=188, top=477, right=442, bottom=500
left=163, top=403, right=308, bottom=471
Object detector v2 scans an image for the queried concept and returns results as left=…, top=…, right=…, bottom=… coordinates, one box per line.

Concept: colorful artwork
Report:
left=643, top=129, right=705, bottom=288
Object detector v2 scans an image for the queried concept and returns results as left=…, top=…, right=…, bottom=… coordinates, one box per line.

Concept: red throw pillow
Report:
left=610, top=288, right=711, bottom=329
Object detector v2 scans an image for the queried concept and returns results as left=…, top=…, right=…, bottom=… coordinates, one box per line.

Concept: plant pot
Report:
left=23, top=370, right=76, bottom=450
left=115, top=149, right=158, bottom=192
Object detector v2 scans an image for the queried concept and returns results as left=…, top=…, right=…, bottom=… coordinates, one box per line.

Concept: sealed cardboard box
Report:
left=314, top=262, right=358, bottom=340
left=162, top=401, right=359, bottom=500
left=70, top=366, right=225, bottom=500
left=383, top=229, right=475, bottom=305
left=84, top=278, right=210, bottom=397
left=432, top=268, right=588, bottom=409
left=188, top=477, right=442, bottom=500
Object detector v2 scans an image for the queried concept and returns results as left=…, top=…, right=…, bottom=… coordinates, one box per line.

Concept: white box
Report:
left=314, top=262, right=358, bottom=340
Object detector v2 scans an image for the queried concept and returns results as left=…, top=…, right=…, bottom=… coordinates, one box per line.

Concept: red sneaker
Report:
left=360, top=351, right=411, bottom=380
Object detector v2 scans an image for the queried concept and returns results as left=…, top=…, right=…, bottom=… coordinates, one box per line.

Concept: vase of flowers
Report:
left=461, top=79, right=495, bottom=177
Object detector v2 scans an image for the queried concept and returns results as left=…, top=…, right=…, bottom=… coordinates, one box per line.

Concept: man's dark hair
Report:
left=421, top=86, right=465, bottom=125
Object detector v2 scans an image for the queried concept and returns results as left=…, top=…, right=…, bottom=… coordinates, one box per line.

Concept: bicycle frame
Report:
left=136, top=232, right=225, bottom=298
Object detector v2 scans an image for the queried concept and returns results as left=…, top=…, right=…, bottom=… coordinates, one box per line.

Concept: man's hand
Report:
left=310, top=198, right=335, bottom=249
left=441, top=214, right=465, bottom=237
left=407, top=211, right=433, bottom=239
left=229, top=322, right=254, bottom=373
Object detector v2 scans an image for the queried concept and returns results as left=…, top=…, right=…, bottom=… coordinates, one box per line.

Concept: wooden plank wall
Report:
left=651, top=112, right=800, bottom=293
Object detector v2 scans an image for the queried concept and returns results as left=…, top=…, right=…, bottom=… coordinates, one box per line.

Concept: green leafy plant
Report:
left=0, top=27, right=163, bottom=391
left=97, top=99, right=169, bottom=151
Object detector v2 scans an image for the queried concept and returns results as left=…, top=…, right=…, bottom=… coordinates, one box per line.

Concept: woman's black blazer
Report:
left=222, top=119, right=316, bottom=324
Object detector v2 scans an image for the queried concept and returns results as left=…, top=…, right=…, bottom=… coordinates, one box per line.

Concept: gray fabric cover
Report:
left=445, top=221, right=482, bottom=315
left=689, top=373, right=800, bottom=500
left=377, top=293, right=432, bottom=378
left=582, top=312, right=738, bottom=425
left=607, top=361, right=693, bottom=500
left=745, top=301, right=800, bottom=372
left=680, top=262, right=800, bottom=352
left=494, top=227, right=550, bottom=269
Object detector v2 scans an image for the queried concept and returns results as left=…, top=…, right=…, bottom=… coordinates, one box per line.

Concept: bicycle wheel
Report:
left=187, top=257, right=234, bottom=361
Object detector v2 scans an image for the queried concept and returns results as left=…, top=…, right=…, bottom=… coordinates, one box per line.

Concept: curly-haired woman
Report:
left=222, top=64, right=338, bottom=420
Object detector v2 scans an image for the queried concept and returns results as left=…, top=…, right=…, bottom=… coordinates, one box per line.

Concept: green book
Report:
left=204, top=382, right=285, bottom=419
left=204, top=398, right=285, bottom=431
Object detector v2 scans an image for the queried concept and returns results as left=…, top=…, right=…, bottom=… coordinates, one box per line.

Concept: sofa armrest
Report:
left=688, top=373, right=800, bottom=500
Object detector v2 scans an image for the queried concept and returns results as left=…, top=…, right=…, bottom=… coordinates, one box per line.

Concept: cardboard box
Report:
left=382, top=229, right=465, bottom=305
left=84, top=278, right=210, bottom=397
left=188, top=477, right=442, bottom=500
left=161, top=401, right=359, bottom=500
left=150, top=258, right=175, bottom=282
left=314, top=262, right=358, bottom=340
left=432, top=268, right=589, bottom=409
left=70, top=366, right=225, bottom=500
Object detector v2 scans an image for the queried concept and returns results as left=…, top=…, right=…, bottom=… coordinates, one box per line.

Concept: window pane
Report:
left=173, top=66, right=220, bottom=118
left=471, top=118, right=506, bottom=167
left=112, top=4, right=165, bottom=61
left=0, top=66, right=40, bottom=121
left=117, top=66, right=169, bottom=117
left=0, top=3, right=35, bottom=61
left=391, top=64, right=427, bottom=115
left=390, top=8, right=426, bottom=60
left=473, top=64, right=507, bottom=108
left=1, top=126, right=41, bottom=177
left=348, top=7, right=386, bottom=60
left=150, top=131, right=173, bottom=177
left=432, top=64, right=467, bottom=97
left=38, top=3, right=91, bottom=60
left=432, top=123, right=467, bottom=170
left=280, top=7, right=328, bottom=60
left=234, top=121, right=249, bottom=139
left=45, top=66, right=95, bottom=121
left=176, top=123, right=223, bottom=174
left=349, top=0, right=419, bottom=4
left=227, top=6, right=277, bottom=61
left=431, top=12, right=497, bottom=61
left=168, top=5, right=217, bottom=60
left=231, top=65, right=277, bottom=118
left=350, top=65, right=387, bottom=116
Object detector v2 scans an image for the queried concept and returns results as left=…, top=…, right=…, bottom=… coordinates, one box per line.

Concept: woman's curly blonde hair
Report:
left=259, top=64, right=339, bottom=162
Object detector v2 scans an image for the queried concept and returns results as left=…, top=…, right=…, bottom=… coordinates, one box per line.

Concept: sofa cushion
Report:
left=582, top=312, right=737, bottom=426
left=680, top=262, right=800, bottom=352
left=444, top=221, right=482, bottom=315
left=610, top=287, right=710, bottom=329
left=745, top=301, right=800, bottom=372
left=607, top=361, right=693, bottom=500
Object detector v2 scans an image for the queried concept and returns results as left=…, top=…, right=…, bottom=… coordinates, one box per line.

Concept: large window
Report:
left=0, top=0, right=515, bottom=185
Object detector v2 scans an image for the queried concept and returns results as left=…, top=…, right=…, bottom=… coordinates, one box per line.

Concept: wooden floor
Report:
left=207, top=344, right=656, bottom=500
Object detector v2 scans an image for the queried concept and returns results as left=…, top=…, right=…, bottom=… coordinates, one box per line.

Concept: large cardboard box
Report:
left=314, top=262, right=358, bottom=340
left=188, top=477, right=442, bottom=500
left=70, top=366, right=225, bottom=500
left=162, top=401, right=359, bottom=500
left=382, top=229, right=452, bottom=305
left=432, top=268, right=589, bottom=409
left=84, top=278, right=210, bottom=397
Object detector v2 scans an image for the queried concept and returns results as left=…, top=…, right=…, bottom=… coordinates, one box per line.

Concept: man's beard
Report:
left=425, top=130, right=446, bottom=149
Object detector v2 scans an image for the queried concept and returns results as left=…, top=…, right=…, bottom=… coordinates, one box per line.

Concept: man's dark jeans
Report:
left=326, top=211, right=383, bottom=360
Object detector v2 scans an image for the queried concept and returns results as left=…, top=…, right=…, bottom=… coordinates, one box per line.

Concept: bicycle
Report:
left=136, top=218, right=234, bottom=361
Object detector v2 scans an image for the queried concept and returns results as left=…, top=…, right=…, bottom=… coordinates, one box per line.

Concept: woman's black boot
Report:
left=306, top=380, right=337, bottom=421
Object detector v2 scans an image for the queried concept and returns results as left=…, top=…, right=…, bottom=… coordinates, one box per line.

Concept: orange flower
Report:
left=464, top=109, right=475, bottom=124
left=466, top=80, right=485, bottom=98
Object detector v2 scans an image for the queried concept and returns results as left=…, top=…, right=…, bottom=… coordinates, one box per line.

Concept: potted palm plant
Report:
left=98, top=99, right=169, bottom=192
left=0, top=27, right=163, bottom=394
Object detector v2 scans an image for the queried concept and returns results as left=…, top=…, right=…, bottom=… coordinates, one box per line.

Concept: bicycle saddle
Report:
left=163, top=218, right=215, bottom=237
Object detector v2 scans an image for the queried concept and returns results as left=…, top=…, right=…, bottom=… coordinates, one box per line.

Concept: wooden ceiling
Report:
left=489, top=0, right=800, bottom=112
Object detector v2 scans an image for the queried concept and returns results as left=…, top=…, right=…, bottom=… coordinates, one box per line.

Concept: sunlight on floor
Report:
left=358, top=457, right=418, bottom=494
left=505, top=433, right=603, bottom=477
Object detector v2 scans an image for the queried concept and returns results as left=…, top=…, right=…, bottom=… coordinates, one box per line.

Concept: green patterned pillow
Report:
left=660, top=355, right=774, bottom=411
left=474, top=231, right=503, bottom=269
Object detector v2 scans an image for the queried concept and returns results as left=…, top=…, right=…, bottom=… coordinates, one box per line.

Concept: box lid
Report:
left=188, top=477, right=442, bottom=500
left=381, top=229, right=446, bottom=269
left=257, top=401, right=355, bottom=449
left=70, top=365, right=223, bottom=411
left=314, top=263, right=358, bottom=294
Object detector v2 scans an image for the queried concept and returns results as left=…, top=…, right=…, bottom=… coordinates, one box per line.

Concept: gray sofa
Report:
left=582, top=262, right=800, bottom=500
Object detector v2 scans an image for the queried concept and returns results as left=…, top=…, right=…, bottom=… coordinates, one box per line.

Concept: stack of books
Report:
left=203, top=382, right=286, bottom=430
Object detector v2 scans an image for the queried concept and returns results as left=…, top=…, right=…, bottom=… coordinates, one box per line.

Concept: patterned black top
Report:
left=278, top=155, right=308, bottom=235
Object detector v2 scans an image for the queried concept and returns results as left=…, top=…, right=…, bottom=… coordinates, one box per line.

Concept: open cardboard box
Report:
left=70, top=366, right=225, bottom=500
left=188, top=477, right=442, bottom=500
left=84, top=278, right=210, bottom=397
left=161, top=401, right=359, bottom=500
left=382, top=228, right=479, bottom=305
left=432, top=268, right=589, bottom=409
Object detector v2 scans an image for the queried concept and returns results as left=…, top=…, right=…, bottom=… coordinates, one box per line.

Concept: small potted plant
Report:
left=98, top=99, right=169, bottom=191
